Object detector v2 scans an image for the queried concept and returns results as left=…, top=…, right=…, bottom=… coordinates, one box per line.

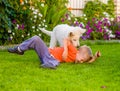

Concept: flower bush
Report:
left=108, top=16, right=120, bottom=39
left=0, top=0, right=69, bottom=45
left=81, top=16, right=115, bottom=40
left=0, top=0, right=15, bottom=45
left=0, top=0, right=119, bottom=45
left=28, top=0, right=69, bottom=42
left=77, top=0, right=116, bottom=40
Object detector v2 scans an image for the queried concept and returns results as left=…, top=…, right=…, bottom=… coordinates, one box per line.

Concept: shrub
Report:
left=0, top=0, right=69, bottom=45
left=108, top=16, right=120, bottom=39
left=83, top=0, right=115, bottom=21
left=78, top=0, right=115, bottom=40
left=0, top=0, right=15, bottom=45
left=29, top=0, right=69, bottom=42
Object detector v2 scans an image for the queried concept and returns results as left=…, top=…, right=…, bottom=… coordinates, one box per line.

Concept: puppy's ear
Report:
left=80, top=29, right=86, bottom=34
left=69, top=32, right=74, bottom=37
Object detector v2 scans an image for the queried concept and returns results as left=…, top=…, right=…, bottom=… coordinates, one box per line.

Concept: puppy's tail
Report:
left=88, top=51, right=101, bottom=63
left=39, top=28, right=52, bottom=36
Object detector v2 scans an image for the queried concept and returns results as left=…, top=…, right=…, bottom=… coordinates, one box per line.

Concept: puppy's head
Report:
left=68, top=32, right=80, bottom=47
left=68, top=28, right=86, bottom=47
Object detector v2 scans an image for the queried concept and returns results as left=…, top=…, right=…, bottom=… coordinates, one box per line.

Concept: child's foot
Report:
left=95, top=51, right=101, bottom=57
left=41, top=63, right=57, bottom=69
left=8, top=46, right=24, bottom=55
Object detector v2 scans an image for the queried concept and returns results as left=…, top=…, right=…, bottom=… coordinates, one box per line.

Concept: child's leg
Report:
left=19, top=35, right=49, bottom=57
left=10, top=35, right=59, bottom=68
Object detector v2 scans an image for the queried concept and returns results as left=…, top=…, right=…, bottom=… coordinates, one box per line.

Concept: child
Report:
left=8, top=35, right=101, bottom=69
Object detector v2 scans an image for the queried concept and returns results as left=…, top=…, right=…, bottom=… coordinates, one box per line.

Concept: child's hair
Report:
left=79, top=45, right=93, bottom=62
left=78, top=45, right=101, bottom=63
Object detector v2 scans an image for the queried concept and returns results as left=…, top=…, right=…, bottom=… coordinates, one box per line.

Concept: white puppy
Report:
left=39, top=24, right=86, bottom=48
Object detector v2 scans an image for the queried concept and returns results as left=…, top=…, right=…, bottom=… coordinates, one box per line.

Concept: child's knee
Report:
left=33, top=35, right=41, bottom=42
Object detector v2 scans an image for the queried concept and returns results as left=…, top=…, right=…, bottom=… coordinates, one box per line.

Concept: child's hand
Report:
left=62, top=51, right=68, bottom=61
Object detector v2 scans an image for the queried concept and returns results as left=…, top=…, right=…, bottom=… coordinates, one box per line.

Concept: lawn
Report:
left=0, top=42, right=120, bottom=91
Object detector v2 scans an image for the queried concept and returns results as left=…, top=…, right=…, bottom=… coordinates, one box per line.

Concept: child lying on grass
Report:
left=8, top=35, right=101, bottom=69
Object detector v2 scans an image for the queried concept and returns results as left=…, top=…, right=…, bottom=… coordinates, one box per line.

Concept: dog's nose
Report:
left=77, top=46, right=80, bottom=48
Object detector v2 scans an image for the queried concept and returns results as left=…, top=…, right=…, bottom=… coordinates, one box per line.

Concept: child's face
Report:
left=75, top=47, right=90, bottom=63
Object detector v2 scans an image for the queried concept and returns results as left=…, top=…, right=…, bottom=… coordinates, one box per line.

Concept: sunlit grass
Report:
left=0, top=44, right=120, bottom=91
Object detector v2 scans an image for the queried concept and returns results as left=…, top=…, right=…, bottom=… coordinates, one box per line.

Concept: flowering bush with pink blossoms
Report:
left=80, top=16, right=115, bottom=40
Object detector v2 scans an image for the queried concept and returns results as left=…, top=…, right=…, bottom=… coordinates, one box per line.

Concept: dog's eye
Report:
left=73, top=39, right=77, bottom=41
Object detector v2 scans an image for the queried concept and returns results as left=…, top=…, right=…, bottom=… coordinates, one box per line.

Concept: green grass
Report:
left=0, top=44, right=120, bottom=91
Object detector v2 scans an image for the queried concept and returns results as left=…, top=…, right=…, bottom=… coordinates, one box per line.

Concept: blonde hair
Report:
left=78, top=45, right=101, bottom=63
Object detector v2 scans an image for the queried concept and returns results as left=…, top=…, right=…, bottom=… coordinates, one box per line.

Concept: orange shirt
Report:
left=48, top=44, right=77, bottom=62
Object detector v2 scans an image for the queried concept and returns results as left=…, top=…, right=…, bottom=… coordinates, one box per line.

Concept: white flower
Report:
left=104, top=26, right=107, bottom=29
left=35, top=9, right=39, bottom=13
left=31, top=7, right=35, bottom=11
left=12, top=32, right=15, bottom=35
left=105, top=29, right=109, bottom=32
left=108, top=30, right=112, bottom=34
left=108, top=20, right=111, bottom=25
left=22, top=35, right=24, bottom=38
left=106, top=13, right=109, bottom=17
left=39, top=24, right=41, bottom=27
left=10, top=36, right=13, bottom=39
left=110, top=18, right=114, bottom=21
left=41, top=3, right=44, bottom=7
left=34, top=20, right=36, bottom=22
left=21, top=2, right=24, bottom=5
left=103, top=12, right=110, bottom=18
left=43, top=19, right=46, bottom=22
left=25, top=0, right=27, bottom=3
left=8, top=29, right=11, bottom=33
left=75, top=18, right=77, bottom=21
left=103, top=12, right=107, bottom=15
left=40, top=14, right=43, bottom=17
left=74, top=21, right=77, bottom=24
left=33, top=11, right=37, bottom=15
left=17, top=24, right=19, bottom=28
left=39, top=34, right=41, bottom=36
left=103, top=12, right=106, bottom=15
left=34, top=15, right=37, bottom=18
left=38, top=13, right=42, bottom=17
left=36, top=29, right=39, bottom=31
left=32, top=26, right=35, bottom=29
left=83, top=14, right=86, bottom=17
left=109, top=34, right=115, bottom=38
left=85, top=18, right=87, bottom=20
left=45, top=25, right=47, bottom=28
left=68, top=17, right=71, bottom=20
left=27, top=33, right=30, bottom=36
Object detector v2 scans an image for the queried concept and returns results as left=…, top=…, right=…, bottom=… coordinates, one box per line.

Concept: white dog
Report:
left=39, top=24, right=86, bottom=48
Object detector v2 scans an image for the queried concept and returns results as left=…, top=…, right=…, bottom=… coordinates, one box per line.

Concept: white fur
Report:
left=39, top=24, right=86, bottom=48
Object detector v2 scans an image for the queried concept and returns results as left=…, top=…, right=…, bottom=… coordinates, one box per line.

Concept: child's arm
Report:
left=88, top=51, right=101, bottom=63
left=62, top=38, right=69, bottom=61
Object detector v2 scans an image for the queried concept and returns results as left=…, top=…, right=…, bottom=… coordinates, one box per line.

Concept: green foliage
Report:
left=83, top=0, right=115, bottom=21
left=0, top=44, right=120, bottom=90
left=0, top=0, right=14, bottom=45
left=0, top=0, right=69, bottom=45
left=77, top=0, right=116, bottom=40
left=29, top=0, right=69, bottom=42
